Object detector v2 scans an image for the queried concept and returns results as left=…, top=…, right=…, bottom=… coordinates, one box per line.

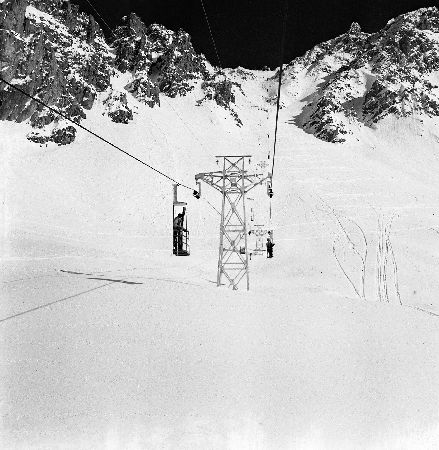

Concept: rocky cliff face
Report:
left=0, top=0, right=240, bottom=144
left=287, top=7, right=439, bottom=142
left=0, top=0, right=113, bottom=144
left=1, top=2, right=438, bottom=145
left=112, top=14, right=208, bottom=107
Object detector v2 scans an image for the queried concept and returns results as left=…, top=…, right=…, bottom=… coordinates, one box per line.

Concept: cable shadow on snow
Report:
left=86, top=277, right=143, bottom=285
left=0, top=281, right=117, bottom=324
left=60, top=270, right=143, bottom=285
left=61, top=269, right=200, bottom=287
left=60, top=269, right=93, bottom=275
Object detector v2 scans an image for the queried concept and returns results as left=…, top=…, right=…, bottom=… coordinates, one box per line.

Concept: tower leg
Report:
left=241, top=165, right=250, bottom=291
left=217, top=158, right=226, bottom=287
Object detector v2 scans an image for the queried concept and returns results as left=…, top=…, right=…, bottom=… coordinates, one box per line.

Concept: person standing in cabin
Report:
left=173, top=207, right=187, bottom=253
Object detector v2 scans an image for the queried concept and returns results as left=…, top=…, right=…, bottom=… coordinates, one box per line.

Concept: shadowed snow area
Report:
left=1, top=69, right=439, bottom=448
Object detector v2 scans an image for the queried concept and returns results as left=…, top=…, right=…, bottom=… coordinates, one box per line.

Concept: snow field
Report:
left=1, top=69, right=439, bottom=448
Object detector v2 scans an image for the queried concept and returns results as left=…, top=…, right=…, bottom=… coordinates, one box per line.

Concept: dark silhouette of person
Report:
left=266, top=237, right=275, bottom=258
left=173, top=207, right=187, bottom=254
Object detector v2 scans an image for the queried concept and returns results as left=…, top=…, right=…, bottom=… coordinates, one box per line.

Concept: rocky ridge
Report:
left=0, top=0, right=241, bottom=144
left=285, top=8, right=439, bottom=142
left=0, top=0, right=113, bottom=144
left=1, top=1, right=439, bottom=145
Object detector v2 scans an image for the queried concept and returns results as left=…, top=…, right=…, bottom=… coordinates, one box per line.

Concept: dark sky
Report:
left=77, top=0, right=438, bottom=69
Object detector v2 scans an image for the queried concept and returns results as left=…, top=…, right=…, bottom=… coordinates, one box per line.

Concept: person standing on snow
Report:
left=266, top=237, right=275, bottom=258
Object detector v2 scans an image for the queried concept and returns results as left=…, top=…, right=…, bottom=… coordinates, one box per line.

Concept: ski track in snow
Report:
left=1, top=69, right=439, bottom=449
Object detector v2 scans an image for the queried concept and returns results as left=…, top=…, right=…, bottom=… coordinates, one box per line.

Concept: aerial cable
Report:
left=0, top=77, right=195, bottom=192
left=83, top=0, right=117, bottom=40
left=270, top=0, right=289, bottom=181
left=83, top=0, right=219, bottom=155
left=203, top=198, right=221, bottom=216
left=161, top=96, right=209, bottom=152
left=199, top=0, right=223, bottom=70
left=83, top=0, right=209, bottom=191
left=85, top=0, right=209, bottom=174
left=83, top=0, right=222, bottom=143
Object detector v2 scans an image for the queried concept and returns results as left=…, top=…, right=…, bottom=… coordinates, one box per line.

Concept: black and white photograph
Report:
left=1, top=0, right=439, bottom=448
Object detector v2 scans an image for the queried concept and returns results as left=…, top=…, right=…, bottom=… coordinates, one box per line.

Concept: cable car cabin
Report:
left=173, top=185, right=190, bottom=256
left=173, top=205, right=189, bottom=256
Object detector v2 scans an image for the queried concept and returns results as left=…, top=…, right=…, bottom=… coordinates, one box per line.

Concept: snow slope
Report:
left=1, top=66, right=439, bottom=449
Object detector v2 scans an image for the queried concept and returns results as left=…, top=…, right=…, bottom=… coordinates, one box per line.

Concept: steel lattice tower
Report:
left=196, top=156, right=271, bottom=290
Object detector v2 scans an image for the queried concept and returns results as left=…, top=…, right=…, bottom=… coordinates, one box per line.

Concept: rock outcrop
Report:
left=112, top=16, right=208, bottom=104
left=103, top=90, right=133, bottom=124
left=0, top=1, right=235, bottom=144
left=0, top=0, right=112, bottom=144
left=197, top=73, right=243, bottom=125
left=288, top=7, right=439, bottom=142
left=2, top=1, right=438, bottom=145
left=125, top=72, right=160, bottom=108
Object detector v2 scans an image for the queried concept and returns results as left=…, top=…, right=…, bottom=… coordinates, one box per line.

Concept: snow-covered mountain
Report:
left=1, top=1, right=439, bottom=449
left=288, top=8, right=439, bottom=142
left=2, top=1, right=439, bottom=144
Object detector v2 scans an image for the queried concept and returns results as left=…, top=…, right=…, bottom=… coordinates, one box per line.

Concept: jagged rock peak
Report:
left=293, top=6, right=439, bottom=143
left=1, top=0, right=238, bottom=143
left=114, top=12, right=147, bottom=39
left=112, top=13, right=209, bottom=100
left=112, top=15, right=178, bottom=73
left=348, top=22, right=361, bottom=35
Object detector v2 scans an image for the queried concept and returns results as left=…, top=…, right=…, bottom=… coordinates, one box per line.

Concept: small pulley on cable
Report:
left=193, top=181, right=201, bottom=199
